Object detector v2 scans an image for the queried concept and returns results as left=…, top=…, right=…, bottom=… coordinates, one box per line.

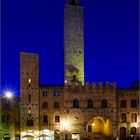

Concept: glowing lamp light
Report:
left=92, top=123, right=95, bottom=126
left=5, top=91, right=13, bottom=99
left=61, top=120, right=70, bottom=130
left=28, top=78, right=31, bottom=83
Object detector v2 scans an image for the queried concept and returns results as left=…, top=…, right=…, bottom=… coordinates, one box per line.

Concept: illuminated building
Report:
left=0, top=0, right=139, bottom=140
left=0, top=95, right=20, bottom=140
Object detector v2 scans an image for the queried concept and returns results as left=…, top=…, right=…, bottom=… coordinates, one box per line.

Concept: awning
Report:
left=3, top=134, right=10, bottom=138
left=22, top=134, right=34, bottom=138
left=39, top=134, right=50, bottom=137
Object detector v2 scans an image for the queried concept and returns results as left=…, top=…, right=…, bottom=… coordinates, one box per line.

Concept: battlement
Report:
left=64, top=82, right=117, bottom=94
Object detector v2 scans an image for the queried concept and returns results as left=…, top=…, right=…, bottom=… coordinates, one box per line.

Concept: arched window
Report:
left=43, top=115, right=48, bottom=123
left=55, top=115, right=60, bottom=123
left=87, top=99, right=93, bottom=108
left=88, top=125, right=92, bottom=132
left=42, top=102, right=48, bottom=109
left=27, top=119, right=34, bottom=126
left=130, top=127, right=136, bottom=135
left=54, top=102, right=60, bottom=108
left=101, top=99, right=108, bottom=108
left=120, top=113, right=126, bottom=123
left=120, top=100, right=127, bottom=108
left=131, top=113, right=137, bottom=123
left=73, top=99, right=79, bottom=108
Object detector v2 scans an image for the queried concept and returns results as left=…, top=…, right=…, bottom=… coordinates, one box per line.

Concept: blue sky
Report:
left=1, top=0, right=139, bottom=95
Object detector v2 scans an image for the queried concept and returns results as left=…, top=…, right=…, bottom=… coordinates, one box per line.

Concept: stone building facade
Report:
left=0, top=0, right=139, bottom=140
left=117, top=88, right=140, bottom=139
left=0, top=96, right=20, bottom=140
left=18, top=52, right=140, bottom=139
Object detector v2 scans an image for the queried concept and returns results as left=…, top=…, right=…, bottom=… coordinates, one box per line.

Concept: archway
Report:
left=120, top=127, right=126, bottom=140
left=86, top=116, right=113, bottom=139
left=54, top=130, right=60, bottom=140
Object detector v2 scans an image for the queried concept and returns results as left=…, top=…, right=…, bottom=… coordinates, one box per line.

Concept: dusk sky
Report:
left=1, top=0, right=139, bottom=95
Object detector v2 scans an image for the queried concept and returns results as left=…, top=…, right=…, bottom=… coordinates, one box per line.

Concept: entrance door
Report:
left=120, top=127, right=126, bottom=140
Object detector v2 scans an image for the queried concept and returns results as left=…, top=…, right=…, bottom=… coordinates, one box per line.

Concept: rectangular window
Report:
left=55, top=115, right=60, bottom=123
left=131, top=113, right=137, bottom=122
left=53, top=90, right=60, bottom=96
left=131, top=99, right=137, bottom=108
left=29, top=94, right=31, bottom=103
left=120, top=100, right=127, bottom=108
left=42, top=91, right=47, bottom=97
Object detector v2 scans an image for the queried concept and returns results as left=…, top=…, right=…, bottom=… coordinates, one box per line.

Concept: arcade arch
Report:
left=86, top=116, right=113, bottom=139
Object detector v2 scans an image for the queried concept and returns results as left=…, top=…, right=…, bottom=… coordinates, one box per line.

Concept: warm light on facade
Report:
left=61, top=120, right=70, bottom=130
left=92, top=123, right=95, bottom=126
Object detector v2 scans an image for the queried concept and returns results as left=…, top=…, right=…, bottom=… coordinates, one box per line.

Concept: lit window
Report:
left=120, top=113, right=126, bottom=123
left=55, top=116, right=60, bottom=123
left=131, top=113, right=137, bottom=123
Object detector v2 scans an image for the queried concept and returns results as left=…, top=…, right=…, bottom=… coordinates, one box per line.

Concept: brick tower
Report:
left=64, top=0, right=84, bottom=85
left=20, top=52, right=39, bottom=137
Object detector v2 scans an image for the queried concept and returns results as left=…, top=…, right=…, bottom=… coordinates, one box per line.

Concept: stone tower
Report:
left=20, top=52, right=39, bottom=137
left=64, top=0, right=84, bottom=85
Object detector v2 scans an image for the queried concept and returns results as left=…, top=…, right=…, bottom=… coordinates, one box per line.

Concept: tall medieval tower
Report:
left=20, top=52, right=39, bottom=137
left=64, top=0, right=84, bottom=85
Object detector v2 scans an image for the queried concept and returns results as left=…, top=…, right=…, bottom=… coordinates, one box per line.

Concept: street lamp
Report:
left=4, top=91, right=13, bottom=99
